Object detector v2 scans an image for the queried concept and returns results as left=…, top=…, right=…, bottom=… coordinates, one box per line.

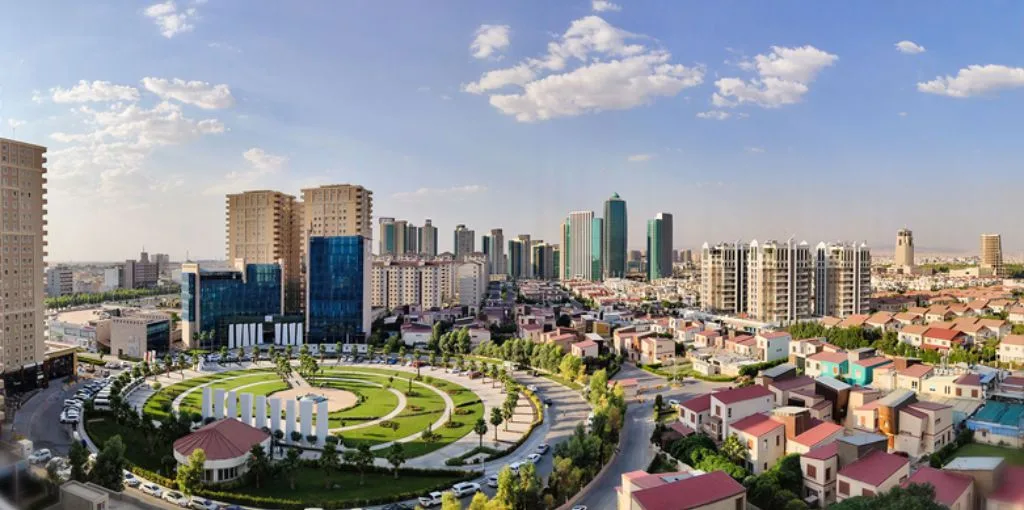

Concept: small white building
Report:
left=755, top=331, right=791, bottom=362
left=173, top=419, right=271, bottom=484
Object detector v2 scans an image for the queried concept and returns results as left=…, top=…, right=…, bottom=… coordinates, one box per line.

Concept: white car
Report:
left=536, top=443, right=550, bottom=454
left=668, top=399, right=680, bottom=408
left=140, top=483, right=162, bottom=497
left=525, top=453, right=541, bottom=464
left=486, top=474, right=499, bottom=488
left=450, top=482, right=481, bottom=497
left=508, top=461, right=522, bottom=474
left=163, top=490, right=189, bottom=507
left=571, top=506, right=588, bottom=510
left=527, top=384, right=539, bottom=393
left=188, top=496, right=219, bottom=510
left=28, top=449, right=52, bottom=464
left=417, top=491, right=444, bottom=507
left=123, top=471, right=141, bottom=488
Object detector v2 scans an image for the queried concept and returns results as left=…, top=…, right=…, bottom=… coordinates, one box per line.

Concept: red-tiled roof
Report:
left=852, top=356, right=891, bottom=368
left=668, top=422, right=695, bottom=437
left=173, top=419, right=269, bottom=461
left=900, top=406, right=928, bottom=420
left=769, top=376, right=815, bottom=391
left=697, top=329, right=722, bottom=337
left=924, top=328, right=964, bottom=341
left=1002, top=335, right=1024, bottom=346
left=573, top=339, right=598, bottom=349
left=838, top=450, right=909, bottom=486
left=894, top=312, right=921, bottom=322
left=730, top=413, right=784, bottom=437
left=792, top=421, right=843, bottom=447
left=760, top=331, right=791, bottom=339
left=802, top=442, right=839, bottom=460
left=632, top=471, right=745, bottom=510
left=680, top=394, right=711, bottom=413
left=711, top=385, right=773, bottom=405
left=900, top=324, right=930, bottom=335
left=989, top=466, right=1024, bottom=505
left=955, top=373, right=981, bottom=386
left=902, top=467, right=974, bottom=507
left=1002, top=375, right=1024, bottom=386
left=809, top=351, right=848, bottom=364
left=898, top=364, right=934, bottom=378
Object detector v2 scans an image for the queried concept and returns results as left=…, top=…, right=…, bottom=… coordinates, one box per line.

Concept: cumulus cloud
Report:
left=917, top=64, right=1024, bottom=98
left=142, top=78, right=235, bottom=109
left=696, top=110, right=731, bottom=120
left=7, top=119, right=26, bottom=129
left=627, top=153, right=653, bottom=162
left=51, top=80, right=140, bottom=103
left=470, top=25, right=511, bottom=59
left=592, top=0, right=622, bottom=12
left=242, top=148, right=287, bottom=172
left=895, top=40, right=926, bottom=54
left=392, top=185, right=487, bottom=201
left=144, top=1, right=197, bottom=38
left=712, top=45, right=837, bottom=109
left=464, top=16, right=703, bottom=121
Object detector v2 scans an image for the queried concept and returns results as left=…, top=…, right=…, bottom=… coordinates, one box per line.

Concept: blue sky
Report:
left=3, top=1, right=1024, bottom=261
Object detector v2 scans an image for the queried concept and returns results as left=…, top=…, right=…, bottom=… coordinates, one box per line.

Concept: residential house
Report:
left=806, top=351, right=848, bottom=379
left=926, top=306, right=955, bottom=323
left=621, top=470, right=747, bottom=510
left=767, top=376, right=816, bottom=406
left=923, top=327, right=967, bottom=352
left=898, top=324, right=929, bottom=347
left=998, top=335, right=1024, bottom=365
left=895, top=363, right=935, bottom=392
left=893, top=312, right=924, bottom=327
left=1000, top=375, right=1024, bottom=394
left=1007, top=306, right=1024, bottom=325
left=756, top=331, right=792, bottom=362
left=775, top=407, right=844, bottom=454
left=728, top=413, right=786, bottom=474
left=639, top=335, right=676, bottom=365
left=837, top=314, right=871, bottom=329
left=399, top=323, right=432, bottom=346
left=519, top=323, right=544, bottom=343
left=977, top=318, right=1010, bottom=338
left=571, top=339, right=599, bottom=359
left=920, top=373, right=985, bottom=401
left=966, top=300, right=993, bottom=316
left=693, top=329, right=724, bottom=349
left=658, top=421, right=696, bottom=448
left=679, top=394, right=712, bottom=433
left=900, top=467, right=975, bottom=510
left=965, top=401, right=1024, bottom=448
left=988, top=299, right=1015, bottom=313
left=726, top=335, right=757, bottom=357
left=836, top=450, right=910, bottom=502
left=847, top=356, right=892, bottom=386
left=820, top=316, right=843, bottom=329
left=894, top=401, right=955, bottom=457
left=944, top=457, right=1024, bottom=510
left=613, top=328, right=653, bottom=360
left=800, top=442, right=840, bottom=506
left=756, top=363, right=797, bottom=386
left=866, top=312, right=900, bottom=332
left=788, top=337, right=825, bottom=371
left=957, top=322, right=994, bottom=345
left=706, top=386, right=775, bottom=441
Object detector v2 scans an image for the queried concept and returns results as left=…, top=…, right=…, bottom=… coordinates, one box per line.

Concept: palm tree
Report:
left=490, top=407, right=503, bottom=441
left=473, top=418, right=488, bottom=448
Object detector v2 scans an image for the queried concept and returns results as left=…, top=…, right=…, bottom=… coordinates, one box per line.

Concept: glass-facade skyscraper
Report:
left=646, top=212, right=673, bottom=281
left=603, top=193, right=627, bottom=279
left=306, top=236, right=370, bottom=343
left=181, top=262, right=285, bottom=347
left=592, top=217, right=604, bottom=281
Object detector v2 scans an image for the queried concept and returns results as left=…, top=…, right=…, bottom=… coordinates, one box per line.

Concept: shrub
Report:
left=151, top=382, right=162, bottom=390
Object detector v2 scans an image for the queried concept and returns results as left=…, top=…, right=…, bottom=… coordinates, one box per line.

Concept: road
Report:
left=573, top=364, right=731, bottom=510
left=12, top=376, right=87, bottom=456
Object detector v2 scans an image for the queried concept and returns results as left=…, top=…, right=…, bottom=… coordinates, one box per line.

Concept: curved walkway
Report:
left=170, top=373, right=277, bottom=411
left=312, top=377, right=407, bottom=432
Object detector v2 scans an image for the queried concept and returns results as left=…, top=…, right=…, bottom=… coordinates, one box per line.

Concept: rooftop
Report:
left=173, top=418, right=269, bottom=461
left=711, top=385, right=773, bottom=405
left=971, top=401, right=1024, bottom=427
left=760, top=363, right=796, bottom=379
left=680, top=394, right=711, bottom=413
left=808, top=351, right=848, bottom=364
left=898, top=363, right=934, bottom=378
left=802, top=441, right=839, bottom=460
left=792, top=421, right=844, bottom=447
left=942, top=456, right=1004, bottom=471
left=838, top=450, right=909, bottom=486
left=730, top=413, right=784, bottom=437
left=954, top=373, right=981, bottom=386
left=988, top=465, right=1024, bottom=505
left=769, top=375, right=815, bottom=392
left=631, top=470, right=745, bottom=510
left=852, top=356, right=892, bottom=369
left=902, top=467, right=974, bottom=507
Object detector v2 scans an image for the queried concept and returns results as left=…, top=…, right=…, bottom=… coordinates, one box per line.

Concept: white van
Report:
left=93, top=398, right=111, bottom=410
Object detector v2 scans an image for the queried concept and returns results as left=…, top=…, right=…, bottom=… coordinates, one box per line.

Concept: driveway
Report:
left=12, top=376, right=87, bottom=456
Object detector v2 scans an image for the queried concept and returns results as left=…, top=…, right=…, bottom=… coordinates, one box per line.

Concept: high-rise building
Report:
left=454, top=224, right=475, bottom=259
left=700, top=242, right=749, bottom=315
left=646, top=217, right=669, bottom=281
left=300, top=184, right=373, bottom=342
left=405, top=224, right=420, bottom=255
left=481, top=228, right=505, bottom=275
left=181, top=260, right=288, bottom=349
left=517, top=234, right=532, bottom=278
left=894, top=228, right=914, bottom=269
left=370, top=256, right=448, bottom=310
left=0, top=138, right=47, bottom=372
left=602, top=193, right=627, bottom=279
left=551, top=245, right=560, bottom=280
left=226, top=190, right=301, bottom=311
left=980, top=234, right=1004, bottom=277
left=379, top=217, right=398, bottom=255
left=532, top=242, right=556, bottom=280
left=419, top=219, right=438, bottom=256
left=560, top=211, right=595, bottom=281
left=591, top=218, right=604, bottom=281
left=814, top=242, right=871, bottom=317
left=120, top=251, right=160, bottom=289
left=456, top=255, right=489, bottom=309
left=46, top=265, right=74, bottom=297
left=508, top=238, right=525, bottom=279
left=748, top=239, right=814, bottom=324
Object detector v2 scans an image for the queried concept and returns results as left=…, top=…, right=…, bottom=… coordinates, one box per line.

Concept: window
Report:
left=735, top=497, right=744, bottom=510
left=806, top=464, right=817, bottom=478
left=727, top=408, right=732, bottom=418
left=825, top=467, right=831, bottom=481
left=776, top=435, right=780, bottom=446
left=839, top=481, right=849, bottom=495
left=863, top=489, right=875, bottom=497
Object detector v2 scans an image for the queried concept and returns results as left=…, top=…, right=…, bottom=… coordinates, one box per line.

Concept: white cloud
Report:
left=895, top=40, right=926, bottom=55
left=141, top=78, right=235, bottom=109
left=712, top=45, right=837, bottom=109
left=898, top=111, right=908, bottom=117
left=917, top=64, right=1024, bottom=98
left=466, top=16, right=703, bottom=121
left=696, top=110, right=731, bottom=120
left=205, top=148, right=287, bottom=194
left=208, top=42, right=241, bottom=53
left=242, top=148, right=287, bottom=172
left=144, top=1, right=197, bottom=38
left=7, top=119, right=25, bottom=129
left=627, top=153, right=653, bottom=162
left=745, top=146, right=765, bottom=153
left=392, top=185, right=487, bottom=201
left=592, top=0, right=621, bottom=12
left=51, top=80, right=140, bottom=103
left=470, top=25, right=511, bottom=60
left=31, top=90, right=44, bottom=104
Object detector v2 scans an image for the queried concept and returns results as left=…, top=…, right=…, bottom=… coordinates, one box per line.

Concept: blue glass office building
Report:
left=182, top=263, right=284, bottom=348
left=306, top=236, right=369, bottom=343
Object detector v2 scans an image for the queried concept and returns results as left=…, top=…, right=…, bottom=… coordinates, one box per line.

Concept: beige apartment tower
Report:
left=814, top=242, right=871, bottom=317
left=700, top=241, right=749, bottom=315
left=0, top=138, right=48, bottom=371
left=301, top=184, right=373, bottom=238
left=226, top=190, right=301, bottom=312
left=894, top=228, right=914, bottom=269
left=748, top=239, right=814, bottom=324
left=980, top=234, right=1004, bottom=277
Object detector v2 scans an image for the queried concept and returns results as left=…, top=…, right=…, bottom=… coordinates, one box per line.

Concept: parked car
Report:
left=668, top=399, right=680, bottom=408
left=163, top=490, right=189, bottom=507
left=527, top=384, right=539, bottom=393
left=417, top=491, right=444, bottom=507
left=508, top=461, right=522, bottom=474
left=486, top=474, right=499, bottom=488
left=571, top=506, right=588, bottom=510
left=450, top=482, right=481, bottom=497
left=139, top=483, right=163, bottom=497
left=543, top=397, right=553, bottom=406
left=28, top=449, right=52, bottom=464
left=525, top=453, right=541, bottom=464
left=189, top=496, right=220, bottom=510
left=536, top=443, right=550, bottom=454
left=123, top=471, right=141, bottom=488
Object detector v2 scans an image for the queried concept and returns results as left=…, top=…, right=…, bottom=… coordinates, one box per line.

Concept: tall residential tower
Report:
left=453, top=225, right=475, bottom=259
left=560, top=211, right=596, bottom=281
left=980, top=234, right=1004, bottom=277
left=602, top=193, right=627, bottom=279
left=646, top=213, right=673, bottom=281
left=225, top=190, right=301, bottom=312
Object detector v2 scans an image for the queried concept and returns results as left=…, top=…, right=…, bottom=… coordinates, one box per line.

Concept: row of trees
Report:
left=788, top=323, right=999, bottom=367
left=46, top=286, right=180, bottom=310
left=475, top=338, right=587, bottom=384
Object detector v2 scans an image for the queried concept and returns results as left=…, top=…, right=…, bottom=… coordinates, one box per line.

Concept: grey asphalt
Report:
left=12, top=376, right=86, bottom=457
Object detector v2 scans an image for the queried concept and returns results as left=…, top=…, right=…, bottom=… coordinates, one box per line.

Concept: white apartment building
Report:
left=46, top=265, right=74, bottom=297
left=814, top=242, right=871, bottom=318
left=370, top=257, right=447, bottom=310
left=102, top=267, right=120, bottom=291
left=560, top=211, right=595, bottom=281
left=456, top=258, right=489, bottom=309
left=700, top=241, right=748, bottom=315
left=748, top=239, right=814, bottom=324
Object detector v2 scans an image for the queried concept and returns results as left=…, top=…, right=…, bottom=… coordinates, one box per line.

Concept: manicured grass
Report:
left=175, top=373, right=282, bottom=415
left=239, top=466, right=465, bottom=504
left=952, top=443, right=1024, bottom=465
left=142, top=369, right=272, bottom=420
left=86, top=416, right=168, bottom=473
left=308, top=378, right=400, bottom=428
left=179, top=379, right=289, bottom=417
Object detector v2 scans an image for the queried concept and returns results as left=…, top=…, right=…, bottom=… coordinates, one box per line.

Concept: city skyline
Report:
left=4, top=2, right=1024, bottom=261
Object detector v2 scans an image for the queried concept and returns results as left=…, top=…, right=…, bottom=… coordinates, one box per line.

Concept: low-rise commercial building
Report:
left=110, top=312, right=171, bottom=359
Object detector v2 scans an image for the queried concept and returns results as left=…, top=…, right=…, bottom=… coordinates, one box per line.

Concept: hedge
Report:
left=738, top=359, right=788, bottom=378
left=131, top=466, right=176, bottom=489
left=445, top=446, right=502, bottom=466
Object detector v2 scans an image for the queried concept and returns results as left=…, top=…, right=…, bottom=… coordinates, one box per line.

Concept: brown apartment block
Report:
left=226, top=191, right=301, bottom=311
left=0, top=138, right=47, bottom=372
